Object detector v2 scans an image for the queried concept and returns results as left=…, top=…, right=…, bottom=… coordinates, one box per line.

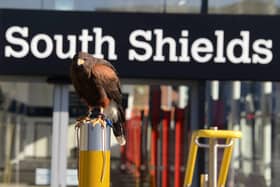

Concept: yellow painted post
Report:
left=79, top=122, right=111, bottom=187
left=217, top=138, right=234, bottom=187
left=183, top=132, right=199, bottom=187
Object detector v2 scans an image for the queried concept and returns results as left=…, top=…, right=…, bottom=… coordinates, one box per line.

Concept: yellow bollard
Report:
left=78, top=122, right=111, bottom=187
left=183, top=128, right=242, bottom=187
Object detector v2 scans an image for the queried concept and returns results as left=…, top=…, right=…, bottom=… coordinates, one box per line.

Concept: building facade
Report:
left=0, top=0, right=279, bottom=187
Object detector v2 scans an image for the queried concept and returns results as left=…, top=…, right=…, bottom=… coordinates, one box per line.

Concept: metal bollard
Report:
left=78, top=122, right=111, bottom=187
left=208, top=127, right=218, bottom=187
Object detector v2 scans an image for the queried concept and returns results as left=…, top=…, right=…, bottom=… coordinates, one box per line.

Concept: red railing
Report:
left=161, top=111, right=171, bottom=187
left=122, top=107, right=188, bottom=187
left=174, top=108, right=185, bottom=187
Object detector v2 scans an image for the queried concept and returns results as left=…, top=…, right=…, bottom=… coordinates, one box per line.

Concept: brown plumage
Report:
left=70, top=52, right=126, bottom=145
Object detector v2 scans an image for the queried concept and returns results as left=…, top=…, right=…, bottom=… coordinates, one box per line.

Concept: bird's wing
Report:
left=71, top=55, right=100, bottom=106
left=93, top=57, right=117, bottom=72
left=92, top=62, right=125, bottom=123
left=92, top=60, right=122, bottom=104
left=93, top=59, right=126, bottom=145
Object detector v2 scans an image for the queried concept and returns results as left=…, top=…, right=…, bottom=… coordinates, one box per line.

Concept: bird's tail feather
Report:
left=116, top=135, right=126, bottom=146
left=112, top=122, right=126, bottom=146
left=111, top=105, right=126, bottom=145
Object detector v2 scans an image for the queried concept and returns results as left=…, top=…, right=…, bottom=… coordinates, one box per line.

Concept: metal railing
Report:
left=184, top=127, right=242, bottom=187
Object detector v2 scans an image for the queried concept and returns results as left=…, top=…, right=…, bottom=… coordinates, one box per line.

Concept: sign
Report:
left=0, top=9, right=280, bottom=80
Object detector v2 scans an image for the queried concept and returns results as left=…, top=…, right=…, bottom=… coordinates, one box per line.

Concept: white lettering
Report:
left=5, top=26, right=29, bottom=58
left=30, top=34, right=53, bottom=59
left=178, top=30, right=190, bottom=62
left=226, top=31, right=251, bottom=64
left=54, top=34, right=76, bottom=59
left=214, top=30, right=226, bottom=63
left=3, top=26, right=274, bottom=66
left=153, top=29, right=178, bottom=62
left=79, top=29, right=93, bottom=53
left=191, top=38, right=213, bottom=63
left=128, top=30, right=153, bottom=61
left=93, top=27, right=117, bottom=60
left=252, top=39, right=273, bottom=64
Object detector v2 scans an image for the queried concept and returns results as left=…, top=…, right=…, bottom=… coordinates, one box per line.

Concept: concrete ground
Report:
left=0, top=182, right=48, bottom=187
left=0, top=184, right=35, bottom=187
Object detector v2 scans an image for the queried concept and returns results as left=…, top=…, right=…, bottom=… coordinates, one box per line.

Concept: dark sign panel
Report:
left=0, top=9, right=279, bottom=81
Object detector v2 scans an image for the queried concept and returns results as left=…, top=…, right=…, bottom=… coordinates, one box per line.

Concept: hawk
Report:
left=70, top=52, right=126, bottom=146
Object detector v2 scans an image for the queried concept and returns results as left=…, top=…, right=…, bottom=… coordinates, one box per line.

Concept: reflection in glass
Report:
left=209, top=0, right=277, bottom=14
left=206, top=80, right=280, bottom=187
left=0, top=82, right=53, bottom=186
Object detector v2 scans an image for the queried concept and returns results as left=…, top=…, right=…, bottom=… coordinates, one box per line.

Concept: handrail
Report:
left=184, top=127, right=242, bottom=187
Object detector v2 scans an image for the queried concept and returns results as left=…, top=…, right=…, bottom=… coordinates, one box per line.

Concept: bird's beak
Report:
left=77, top=59, right=85, bottom=66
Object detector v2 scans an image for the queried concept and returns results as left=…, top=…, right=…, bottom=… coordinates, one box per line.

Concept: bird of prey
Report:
left=70, top=52, right=126, bottom=146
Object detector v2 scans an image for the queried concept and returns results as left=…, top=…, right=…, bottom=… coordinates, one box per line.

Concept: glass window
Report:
left=205, top=80, right=278, bottom=187
left=0, top=81, right=54, bottom=186
left=0, top=0, right=201, bottom=13
left=0, top=0, right=44, bottom=9
left=89, top=0, right=201, bottom=13
left=55, top=0, right=74, bottom=10
left=165, top=0, right=201, bottom=13
left=209, top=0, right=278, bottom=14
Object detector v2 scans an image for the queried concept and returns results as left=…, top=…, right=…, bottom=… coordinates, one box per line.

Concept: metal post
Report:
left=3, top=115, right=13, bottom=183
left=15, top=112, right=21, bottom=184
left=51, top=84, right=69, bottom=187
left=200, top=174, right=208, bottom=187
left=211, top=81, right=222, bottom=128
left=190, top=81, right=206, bottom=187
left=241, top=83, right=254, bottom=175
left=199, top=7, right=208, bottom=187
left=201, top=0, right=208, bottom=14
left=208, top=127, right=218, bottom=187
left=232, top=81, right=241, bottom=167
left=79, top=123, right=111, bottom=187
left=262, top=82, right=272, bottom=186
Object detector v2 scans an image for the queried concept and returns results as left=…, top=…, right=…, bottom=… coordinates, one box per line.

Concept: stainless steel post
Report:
left=208, top=126, right=218, bottom=187
left=51, top=85, right=69, bottom=187
left=200, top=174, right=208, bottom=187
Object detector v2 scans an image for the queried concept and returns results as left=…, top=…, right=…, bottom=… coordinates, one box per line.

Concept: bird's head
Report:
left=73, top=52, right=93, bottom=67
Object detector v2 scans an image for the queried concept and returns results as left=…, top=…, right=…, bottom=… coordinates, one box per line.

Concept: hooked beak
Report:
left=77, top=59, right=85, bottom=66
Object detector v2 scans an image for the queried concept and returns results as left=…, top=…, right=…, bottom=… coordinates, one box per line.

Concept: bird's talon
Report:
left=91, top=119, right=99, bottom=127
left=91, top=118, right=107, bottom=127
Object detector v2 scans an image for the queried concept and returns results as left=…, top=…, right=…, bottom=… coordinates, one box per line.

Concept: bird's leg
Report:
left=91, top=107, right=106, bottom=127
left=75, top=115, right=90, bottom=126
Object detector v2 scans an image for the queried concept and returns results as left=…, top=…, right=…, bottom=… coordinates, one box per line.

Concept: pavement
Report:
left=0, top=184, right=28, bottom=187
left=0, top=184, right=47, bottom=187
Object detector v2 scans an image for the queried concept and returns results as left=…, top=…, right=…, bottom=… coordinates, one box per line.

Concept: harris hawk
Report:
left=70, top=52, right=126, bottom=146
